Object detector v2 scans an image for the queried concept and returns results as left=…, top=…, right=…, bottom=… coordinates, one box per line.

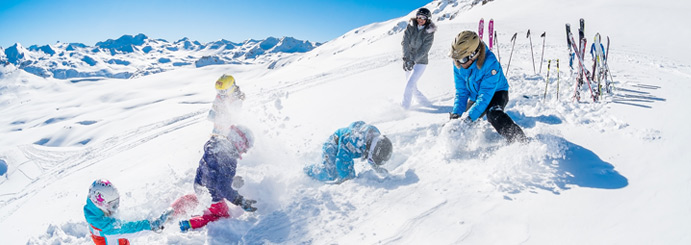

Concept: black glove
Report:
left=240, top=198, right=257, bottom=212
left=232, top=195, right=257, bottom=212
left=449, top=113, right=461, bottom=120
left=403, top=59, right=414, bottom=71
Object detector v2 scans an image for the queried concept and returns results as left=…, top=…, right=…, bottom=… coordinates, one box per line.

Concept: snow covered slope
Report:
left=0, top=34, right=320, bottom=80
left=1, top=0, right=690, bottom=244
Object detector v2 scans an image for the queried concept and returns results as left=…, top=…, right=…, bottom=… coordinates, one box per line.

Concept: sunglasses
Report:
left=456, top=48, right=480, bottom=64
left=416, top=15, right=427, bottom=20
left=217, top=85, right=238, bottom=95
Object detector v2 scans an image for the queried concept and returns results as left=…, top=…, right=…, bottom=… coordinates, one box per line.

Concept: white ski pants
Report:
left=401, top=64, right=431, bottom=109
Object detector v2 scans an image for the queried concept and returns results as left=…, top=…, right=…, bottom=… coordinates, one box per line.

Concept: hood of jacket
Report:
left=408, top=18, right=437, bottom=34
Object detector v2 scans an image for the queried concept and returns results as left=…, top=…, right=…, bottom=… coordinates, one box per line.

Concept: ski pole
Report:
left=539, top=32, right=546, bottom=74
left=556, top=59, right=560, bottom=101
left=494, top=31, right=501, bottom=63
left=543, top=60, right=551, bottom=100
left=505, top=32, right=517, bottom=77
left=527, top=29, right=536, bottom=74
left=604, top=36, right=614, bottom=93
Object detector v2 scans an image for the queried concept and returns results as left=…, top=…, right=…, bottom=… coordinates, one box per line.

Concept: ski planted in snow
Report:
left=604, top=36, right=614, bottom=92
left=578, top=18, right=586, bottom=85
left=591, top=33, right=605, bottom=99
left=566, top=24, right=575, bottom=70
left=567, top=26, right=597, bottom=102
left=489, top=19, right=494, bottom=50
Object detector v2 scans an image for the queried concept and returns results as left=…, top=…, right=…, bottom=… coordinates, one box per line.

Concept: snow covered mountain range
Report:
left=0, top=34, right=321, bottom=80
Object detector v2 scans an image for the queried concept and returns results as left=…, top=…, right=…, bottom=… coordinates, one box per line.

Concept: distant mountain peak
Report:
left=95, top=33, right=150, bottom=54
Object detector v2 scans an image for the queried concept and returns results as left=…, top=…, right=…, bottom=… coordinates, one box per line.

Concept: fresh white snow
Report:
left=1, top=0, right=690, bottom=244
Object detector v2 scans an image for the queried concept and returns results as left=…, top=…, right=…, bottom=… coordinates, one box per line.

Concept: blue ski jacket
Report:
left=84, top=198, right=151, bottom=244
left=452, top=43, right=509, bottom=121
left=305, top=121, right=381, bottom=182
left=194, top=135, right=241, bottom=202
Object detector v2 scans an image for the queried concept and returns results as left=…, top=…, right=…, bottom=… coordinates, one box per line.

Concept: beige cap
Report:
left=450, top=31, right=480, bottom=59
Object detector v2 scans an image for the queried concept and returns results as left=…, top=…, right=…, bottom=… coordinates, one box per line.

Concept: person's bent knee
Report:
left=487, top=105, right=504, bottom=123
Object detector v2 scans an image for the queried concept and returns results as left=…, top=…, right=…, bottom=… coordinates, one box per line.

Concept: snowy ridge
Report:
left=0, top=34, right=321, bottom=80
left=1, top=0, right=691, bottom=244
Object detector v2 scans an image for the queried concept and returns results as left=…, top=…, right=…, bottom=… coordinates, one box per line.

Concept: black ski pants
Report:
left=467, top=90, right=527, bottom=143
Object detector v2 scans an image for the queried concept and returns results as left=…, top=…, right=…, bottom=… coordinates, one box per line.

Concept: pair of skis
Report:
left=566, top=19, right=597, bottom=102
left=478, top=18, right=497, bottom=51
left=590, top=33, right=614, bottom=99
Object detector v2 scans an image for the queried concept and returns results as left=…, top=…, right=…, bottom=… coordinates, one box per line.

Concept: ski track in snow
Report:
left=377, top=200, right=449, bottom=244
left=256, top=52, right=400, bottom=104
left=0, top=110, right=207, bottom=220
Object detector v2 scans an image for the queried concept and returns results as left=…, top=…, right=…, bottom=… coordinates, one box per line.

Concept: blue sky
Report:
left=0, top=0, right=430, bottom=48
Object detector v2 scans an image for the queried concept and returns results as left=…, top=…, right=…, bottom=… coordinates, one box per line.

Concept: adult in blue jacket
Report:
left=84, top=179, right=170, bottom=245
left=179, top=125, right=257, bottom=232
left=449, top=31, right=527, bottom=143
left=304, top=121, right=393, bottom=183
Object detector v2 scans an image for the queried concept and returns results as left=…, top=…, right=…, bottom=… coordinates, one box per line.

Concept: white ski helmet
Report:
left=88, top=179, right=120, bottom=214
left=227, top=125, right=254, bottom=154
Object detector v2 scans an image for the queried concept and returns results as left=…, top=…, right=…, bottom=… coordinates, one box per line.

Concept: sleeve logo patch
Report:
left=491, top=69, right=498, bottom=75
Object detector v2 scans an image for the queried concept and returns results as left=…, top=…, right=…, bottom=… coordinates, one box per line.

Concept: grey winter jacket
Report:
left=402, top=19, right=437, bottom=65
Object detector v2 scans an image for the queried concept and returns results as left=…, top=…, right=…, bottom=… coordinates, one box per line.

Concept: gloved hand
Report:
left=232, top=175, right=244, bottom=189
left=403, top=58, right=414, bottom=71
left=462, top=116, right=474, bottom=125
left=449, top=113, right=461, bottom=120
left=150, top=208, right=174, bottom=232
left=232, top=195, right=258, bottom=212
left=233, top=86, right=246, bottom=100
left=240, top=198, right=257, bottom=212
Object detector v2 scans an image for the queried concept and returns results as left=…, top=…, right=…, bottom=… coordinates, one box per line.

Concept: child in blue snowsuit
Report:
left=179, top=125, right=257, bottom=231
left=304, top=121, right=393, bottom=183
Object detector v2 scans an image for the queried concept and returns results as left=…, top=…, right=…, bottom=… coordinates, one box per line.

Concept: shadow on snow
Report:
left=553, top=136, right=628, bottom=190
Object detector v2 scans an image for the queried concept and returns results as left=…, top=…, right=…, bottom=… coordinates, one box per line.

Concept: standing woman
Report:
left=401, top=7, right=436, bottom=109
